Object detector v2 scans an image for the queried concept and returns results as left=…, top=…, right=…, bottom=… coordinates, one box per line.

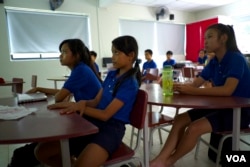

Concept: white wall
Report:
left=194, top=0, right=250, bottom=21
left=97, top=3, right=195, bottom=70
left=1, top=0, right=249, bottom=97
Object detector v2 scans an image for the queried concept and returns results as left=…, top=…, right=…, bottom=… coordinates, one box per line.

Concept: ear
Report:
left=128, top=52, right=135, bottom=61
left=221, top=34, right=228, bottom=44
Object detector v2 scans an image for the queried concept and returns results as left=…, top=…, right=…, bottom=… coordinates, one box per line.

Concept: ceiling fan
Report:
left=49, top=0, right=64, bottom=10
left=155, top=6, right=169, bottom=21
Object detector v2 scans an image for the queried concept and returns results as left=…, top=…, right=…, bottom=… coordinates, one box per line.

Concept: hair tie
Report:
left=136, top=59, right=141, bottom=64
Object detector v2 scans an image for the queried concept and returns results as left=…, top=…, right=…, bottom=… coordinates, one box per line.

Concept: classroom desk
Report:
left=47, top=77, right=68, bottom=89
left=140, top=83, right=250, bottom=167
left=0, top=80, right=24, bottom=95
left=0, top=96, right=98, bottom=167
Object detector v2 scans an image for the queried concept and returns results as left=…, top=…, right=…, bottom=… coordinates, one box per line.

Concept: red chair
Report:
left=181, top=67, right=195, bottom=82
left=103, top=89, right=148, bottom=167
left=130, top=105, right=177, bottom=151
left=147, top=106, right=177, bottom=150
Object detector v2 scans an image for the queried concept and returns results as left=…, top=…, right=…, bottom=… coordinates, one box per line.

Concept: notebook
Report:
left=17, top=93, right=47, bottom=104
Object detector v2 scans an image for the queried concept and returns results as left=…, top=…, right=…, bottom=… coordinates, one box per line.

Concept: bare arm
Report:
left=26, top=87, right=59, bottom=95
left=190, top=76, right=206, bottom=88
left=84, top=89, right=103, bottom=108
left=47, top=89, right=103, bottom=110
left=58, top=89, right=124, bottom=121
left=54, top=88, right=71, bottom=102
left=175, top=77, right=238, bottom=96
left=83, top=98, right=124, bottom=121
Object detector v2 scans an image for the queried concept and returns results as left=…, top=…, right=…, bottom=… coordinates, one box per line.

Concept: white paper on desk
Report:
left=0, top=105, right=37, bottom=120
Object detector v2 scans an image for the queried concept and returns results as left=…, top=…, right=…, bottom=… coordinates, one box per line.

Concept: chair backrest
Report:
left=182, top=67, right=195, bottom=78
left=31, top=75, right=37, bottom=88
left=143, top=68, right=159, bottom=82
left=12, top=78, right=23, bottom=93
left=147, top=68, right=159, bottom=76
left=130, top=89, right=148, bottom=130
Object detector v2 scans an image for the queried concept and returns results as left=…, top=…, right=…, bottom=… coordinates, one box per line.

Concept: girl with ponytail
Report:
left=151, top=23, right=250, bottom=167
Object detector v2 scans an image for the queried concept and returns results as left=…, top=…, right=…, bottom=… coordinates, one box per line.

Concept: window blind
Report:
left=119, top=19, right=185, bottom=59
left=6, top=8, right=90, bottom=59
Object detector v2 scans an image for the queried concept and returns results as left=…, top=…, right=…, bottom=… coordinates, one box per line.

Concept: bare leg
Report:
left=35, top=141, right=62, bottom=167
left=165, top=117, right=212, bottom=166
left=74, top=143, right=109, bottom=167
left=150, top=112, right=191, bottom=167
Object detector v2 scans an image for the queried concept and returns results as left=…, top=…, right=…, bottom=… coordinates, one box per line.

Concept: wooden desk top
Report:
left=47, top=77, right=68, bottom=81
left=140, top=83, right=250, bottom=109
left=0, top=81, right=24, bottom=86
left=0, top=97, right=98, bottom=144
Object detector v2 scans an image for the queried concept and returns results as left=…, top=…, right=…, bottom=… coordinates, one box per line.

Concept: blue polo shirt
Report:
left=163, top=59, right=176, bottom=67
left=63, top=62, right=102, bottom=102
left=198, top=55, right=207, bottom=64
left=94, top=62, right=99, bottom=73
left=143, top=60, right=157, bottom=72
left=200, top=51, right=250, bottom=98
left=97, top=70, right=139, bottom=123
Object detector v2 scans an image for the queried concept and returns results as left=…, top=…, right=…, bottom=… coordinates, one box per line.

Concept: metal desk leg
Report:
left=232, top=107, right=241, bottom=150
left=60, top=139, right=71, bottom=167
left=13, top=84, right=17, bottom=96
left=54, top=81, right=57, bottom=89
left=143, top=104, right=150, bottom=167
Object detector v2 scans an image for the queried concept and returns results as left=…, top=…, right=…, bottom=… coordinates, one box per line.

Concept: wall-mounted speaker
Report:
left=169, top=14, right=174, bottom=20
left=0, top=0, right=4, bottom=3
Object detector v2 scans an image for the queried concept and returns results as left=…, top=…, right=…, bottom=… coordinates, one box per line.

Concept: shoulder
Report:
left=143, top=62, right=148, bottom=66
left=117, top=76, right=139, bottom=96
left=106, top=70, right=117, bottom=79
left=226, top=51, right=245, bottom=63
left=73, top=62, right=88, bottom=71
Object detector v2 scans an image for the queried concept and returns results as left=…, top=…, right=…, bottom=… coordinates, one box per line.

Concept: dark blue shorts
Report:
left=69, top=116, right=125, bottom=157
left=187, top=108, right=250, bottom=132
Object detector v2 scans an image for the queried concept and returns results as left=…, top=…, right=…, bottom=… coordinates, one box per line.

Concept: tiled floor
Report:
left=1, top=107, right=250, bottom=167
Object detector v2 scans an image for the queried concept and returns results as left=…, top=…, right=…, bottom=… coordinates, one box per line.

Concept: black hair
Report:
left=90, top=51, right=97, bottom=58
left=166, top=50, right=173, bottom=55
left=59, top=39, right=102, bottom=83
left=199, top=49, right=206, bottom=54
left=206, top=23, right=240, bottom=52
left=111, top=35, right=141, bottom=96
left=145, top=49, right=153, bottom=55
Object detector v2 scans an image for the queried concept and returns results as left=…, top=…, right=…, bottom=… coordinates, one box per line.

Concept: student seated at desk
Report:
left=141, top=49, right=157, bottom=83
left=34, top=35, right=141, bottom=167
left=163, top=50, right=176, bottom=67
left=150, top=23, right=250, bottom=167
left=26, top=39, right=102, bottom=103
left=8, top=39, right=102, bottom=167
left=197, top=49, right=208, bottom=66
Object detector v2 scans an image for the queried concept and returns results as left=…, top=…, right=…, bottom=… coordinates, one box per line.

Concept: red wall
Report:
left=186, top=17, right=218, bottom=62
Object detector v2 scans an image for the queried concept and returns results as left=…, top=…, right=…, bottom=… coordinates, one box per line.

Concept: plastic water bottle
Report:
left=162, top=65, right=173, bottom=96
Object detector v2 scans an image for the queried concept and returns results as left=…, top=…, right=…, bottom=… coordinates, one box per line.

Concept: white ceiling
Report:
left=117, top=0, right=238, bottom=12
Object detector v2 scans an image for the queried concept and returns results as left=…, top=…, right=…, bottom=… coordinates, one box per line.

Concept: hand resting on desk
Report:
left=47, top=101, right=86, bottom=116
left=173, top=83, right=195, bottom=94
